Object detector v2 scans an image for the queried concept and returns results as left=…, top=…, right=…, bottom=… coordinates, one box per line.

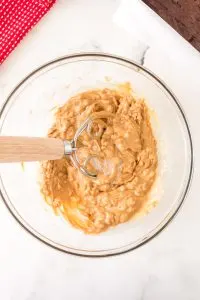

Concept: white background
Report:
left=0, top=0, right=200, bottom=299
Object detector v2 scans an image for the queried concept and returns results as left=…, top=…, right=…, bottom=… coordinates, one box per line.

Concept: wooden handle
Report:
left=0, top=136, right=65, bottom=162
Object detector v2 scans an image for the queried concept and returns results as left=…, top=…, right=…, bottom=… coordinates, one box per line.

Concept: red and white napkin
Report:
left=0, top=0, right=56, bottom=64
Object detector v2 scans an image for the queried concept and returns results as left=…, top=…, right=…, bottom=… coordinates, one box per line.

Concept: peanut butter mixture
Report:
left=41, top=88, right=158, bottom=234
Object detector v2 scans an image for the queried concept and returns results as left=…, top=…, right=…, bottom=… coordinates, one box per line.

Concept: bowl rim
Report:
left=0, top=52, right=193, bottom=257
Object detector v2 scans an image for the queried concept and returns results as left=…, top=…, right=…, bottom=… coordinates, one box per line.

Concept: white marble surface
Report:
left=1, top=0, right=200, bottom=299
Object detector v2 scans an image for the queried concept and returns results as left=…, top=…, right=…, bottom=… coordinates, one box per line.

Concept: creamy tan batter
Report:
left=41, top=87, right=158, bottom=234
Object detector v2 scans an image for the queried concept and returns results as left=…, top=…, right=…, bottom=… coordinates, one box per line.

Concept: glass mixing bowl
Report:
left=0, top=53, right=193, bottom=257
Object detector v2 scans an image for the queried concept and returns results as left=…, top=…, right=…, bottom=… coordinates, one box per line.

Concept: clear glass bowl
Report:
left=0, top=53, right=193, bottom=257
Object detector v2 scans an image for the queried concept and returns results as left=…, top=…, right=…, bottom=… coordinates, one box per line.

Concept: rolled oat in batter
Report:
left=41, top=87, right=158, bottom=233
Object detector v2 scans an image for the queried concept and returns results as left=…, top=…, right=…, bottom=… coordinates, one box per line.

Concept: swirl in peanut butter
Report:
left=41, top=87, right=158, bottom=233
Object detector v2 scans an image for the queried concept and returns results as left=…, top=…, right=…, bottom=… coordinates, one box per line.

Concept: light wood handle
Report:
left=0, top=136, right=65, bottom=162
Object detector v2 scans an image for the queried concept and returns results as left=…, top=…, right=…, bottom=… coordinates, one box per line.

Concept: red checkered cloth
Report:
left=0, top=0, right=57, bottom=64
